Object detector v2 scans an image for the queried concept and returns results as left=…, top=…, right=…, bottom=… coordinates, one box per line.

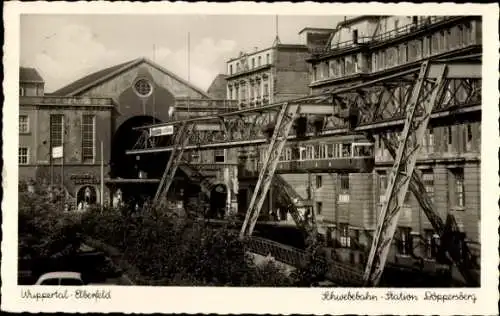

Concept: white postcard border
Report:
left=2, top=2, right=499, bottom=315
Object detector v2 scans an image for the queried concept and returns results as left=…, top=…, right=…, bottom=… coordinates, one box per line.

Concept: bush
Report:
left=18, top=191, right=84, bottom=261
left=18, top=187, right=301, bottom=286
left=79, top=205, right=295, bottom=286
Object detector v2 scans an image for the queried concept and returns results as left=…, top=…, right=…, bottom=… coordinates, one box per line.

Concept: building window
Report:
left=451, top=168, right=465, bottom=208
left=352, top=29, right=358, bottom=44
left=465, top=124, right=473, bottom=151
left=340, top=57, right=346, bottom=75
left=50, top=114, right=64, bottom=153
left=424, top=229, right=439, bottom=259
left=191, top=151, right=200, bottom=163
left=19, top=115, right=29, bottom=134
left=447, top=126, right=453, bottom=152
left=214, top=149, right=225, bottom=163
left=425, top=128, right=434, bottom=153
left=81, top=115, right=95, bottom=163
left=258, top=56, right=262, bottom=66
left=266, top=53, right=270, bottom=64
left=316, top=201, right=323, bottom=215
left=19, top=147, right=29, bottom=165
left=397, top=227, right=412, bottom=256
left=312, top=65, right=318, bottom=81
left=229, top=65, right=233, bottom=75
left=252, top=58, right=255, bottom=69
left=422, top=170, right=434, bottom=203
left=379, top=172, right=388, bottom=203
left=338, top=173, right=350, bottom=203
left=263, top=83, right=269, bottom=97
left=404, top=191, right=411, bottom=205
left=19, top=87, right=25, bottom=96
left=316, top=175, right=323, bottom=189
left=339, top=223, right=350, bottom=247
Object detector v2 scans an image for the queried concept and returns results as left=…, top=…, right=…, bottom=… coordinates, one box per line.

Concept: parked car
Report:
left=35, top=271, right=84, bottom=285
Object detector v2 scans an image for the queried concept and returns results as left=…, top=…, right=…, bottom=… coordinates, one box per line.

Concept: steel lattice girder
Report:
left=363, top=61, right=447, bottom=286
left=240, top=103, right=300, bottom=238
left=126, top=62, right=481, bottom=156
left=153, top=122, right=195, bottom=203
left=380, top=135, right=479, bottom=286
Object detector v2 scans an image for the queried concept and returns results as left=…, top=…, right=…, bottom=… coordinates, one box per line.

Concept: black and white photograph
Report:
left=2, top=2, right=499, bottom=315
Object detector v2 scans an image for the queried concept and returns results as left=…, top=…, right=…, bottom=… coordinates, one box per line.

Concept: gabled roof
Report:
left=51, top=57, right=211, bottom=98
left=52, top=59, right=136, bottom=96
left=207, top=74, right=228, bottom=99
left=20, top=67, right=44, bottom=83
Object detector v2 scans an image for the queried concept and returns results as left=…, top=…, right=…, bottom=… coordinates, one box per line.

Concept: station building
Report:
left=18, top=58, right=237, bottom=208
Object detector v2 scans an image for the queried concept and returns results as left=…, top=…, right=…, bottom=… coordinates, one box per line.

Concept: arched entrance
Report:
left=77, top=186, right=97, bottom=210
left=208, top=184, right=227, bottom=219
left=110, top=115, right=167, bottom=179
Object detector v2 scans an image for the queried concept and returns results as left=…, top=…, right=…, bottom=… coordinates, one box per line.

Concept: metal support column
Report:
left=153, top=122, right=194, bottom=203
left=363, top=61, right=447, bottom=286
left=240, top=103, right=299, bottom=238
left=381, top=134, right=479, bottom=286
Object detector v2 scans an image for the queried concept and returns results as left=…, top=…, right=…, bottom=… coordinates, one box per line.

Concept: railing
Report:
left=372, top=16, right=451, bottom=43
left=310, top=16, right=456, bottom=57
left=20, top=96, right=114, bottom=106
left=246, top=236, right=364, bottom=285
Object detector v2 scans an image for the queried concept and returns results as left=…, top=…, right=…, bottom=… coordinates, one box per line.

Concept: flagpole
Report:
left=187, top=32, right=190, bottom=116
left=61, top=119, right=65, bottom=210
left=101, top=141, right=104, bottom=212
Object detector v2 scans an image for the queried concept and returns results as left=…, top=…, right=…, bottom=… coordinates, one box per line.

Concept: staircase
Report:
left=272, top=175, right=313, bottom=233
left=178, top=162, right=214, bottom=197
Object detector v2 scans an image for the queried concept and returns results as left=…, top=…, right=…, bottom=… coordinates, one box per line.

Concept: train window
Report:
left=333, top=144, right=341, bottom=158
left=327, top=144, right=334, bottom=158
left=306, top=145, right=314, bottom=160
left=314, top=144, right=321, bottom=159
left=353, top=143, right=374, bottom=157
left=342, top=144, right=351, bottom=157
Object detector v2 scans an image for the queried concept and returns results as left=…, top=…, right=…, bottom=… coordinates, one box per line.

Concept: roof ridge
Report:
left=51, top=57, right=211, bottom=99
left=141, top=57, right=211, bottom=99
left=51, top=58, right=140, bottom=95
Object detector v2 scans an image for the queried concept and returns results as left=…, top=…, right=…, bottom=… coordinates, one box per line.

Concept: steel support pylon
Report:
left=363, top=61, right=447, bottom=286
left=240, top=103, right=300, bottom=238
left=382, top=135, right=479, bottom=286
left=153, top=122, right=194, bottom=203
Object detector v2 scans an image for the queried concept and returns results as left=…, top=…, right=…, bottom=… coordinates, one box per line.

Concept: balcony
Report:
left=309, top=16, right=461, bottom=60
left=227, top=63, right=273, bottom=79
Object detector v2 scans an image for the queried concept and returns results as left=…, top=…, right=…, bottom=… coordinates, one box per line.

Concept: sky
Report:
left=20, top=14, right=342, bottom=93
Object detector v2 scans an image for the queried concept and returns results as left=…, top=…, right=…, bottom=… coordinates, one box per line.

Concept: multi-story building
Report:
left=270, top=16, right=481, bottom=275
left=225, top=42, right=312, bottom=108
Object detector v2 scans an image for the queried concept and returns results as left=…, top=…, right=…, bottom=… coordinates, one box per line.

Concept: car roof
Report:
left=38, top=271, right=82, bottom=281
